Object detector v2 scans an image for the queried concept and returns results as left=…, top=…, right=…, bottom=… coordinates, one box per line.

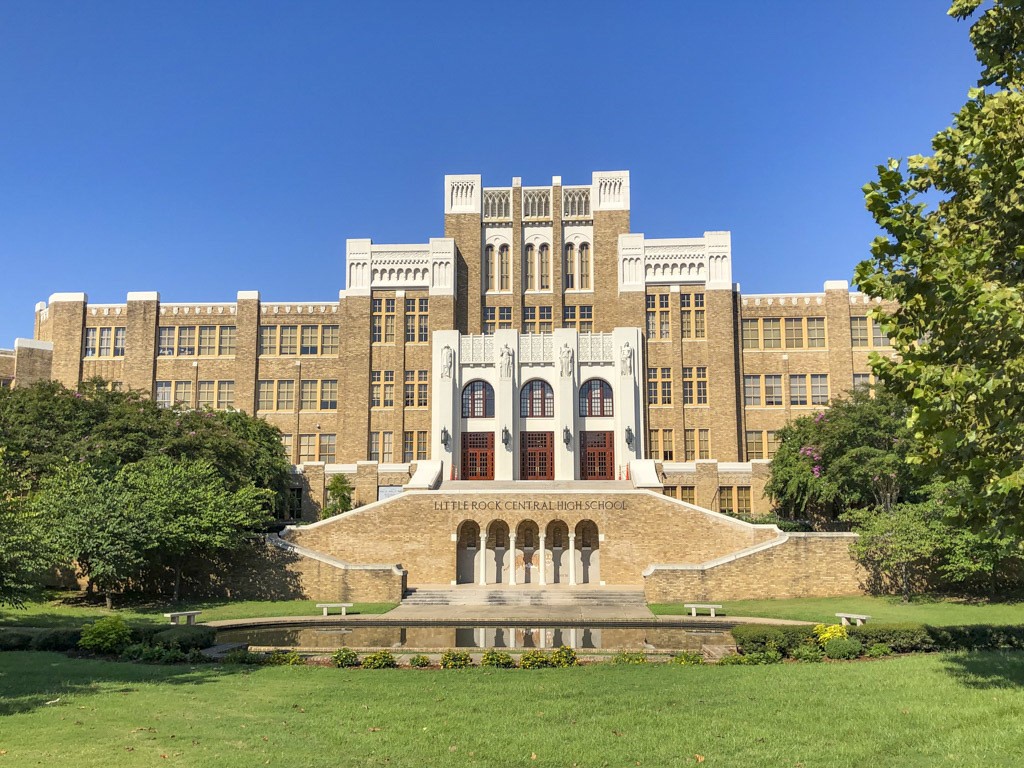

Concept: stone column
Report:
left=568, top=533, right=577, bottom=586
left=508, top=532, right=517, bottom=586
left=478, top=531, right=488, bottom=586
left=538, top=533, right=547, bottom=586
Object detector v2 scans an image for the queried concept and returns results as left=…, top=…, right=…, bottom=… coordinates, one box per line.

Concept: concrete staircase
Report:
left=402, top=586, right=647, bottom=608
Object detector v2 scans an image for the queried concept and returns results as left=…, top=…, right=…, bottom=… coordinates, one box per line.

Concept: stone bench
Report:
left=684, top=603, right=723, bottom=618
left=163, top=610, right=202, bottom=625
left=316, top=603, right=354, bottom=616
left=836, top=612, right=871, bottom=627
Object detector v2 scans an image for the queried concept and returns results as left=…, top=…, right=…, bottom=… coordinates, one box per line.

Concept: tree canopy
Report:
left=854, top=0, right=1024, bottom=536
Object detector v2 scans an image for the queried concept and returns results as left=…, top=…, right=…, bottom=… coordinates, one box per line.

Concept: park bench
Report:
left=684, top=603, right=723, bottom=618
left=316, top=603, right=354, bottom=616
left=163, top=610, right=202, bottom=625
left=836, top=612, right=871, bottom=627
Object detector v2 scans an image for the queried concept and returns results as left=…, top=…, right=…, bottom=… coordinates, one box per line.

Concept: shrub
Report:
left=439, top=650, right=472, bottom=669
left=265, top=650, right=304, bottom=666
left=480, top=649, right=516, bottom=668
left=0, top=630, right=34, bottom=652
left=716, top=653, right=750, bottom=665
left=519, top=650, right=553, bottom=669
left=223, top=648, right=264, bottom=665
left=813, top=623, right=848, bottom=647
left=408, top=654, right=431, bottom=668
left=672, top=651, right=705, bottom=665
left=187, top=648, right=212, bottom=664
left=79, top=615, right=133, bottom=655
left=926, top=624, right=1024, bottom=651
left=824, top=637, right=863, bottom=660
left=866, top=643, right=893, bottom=658
left=789, top=643, right=824, bottom=663
left=740, top=645, right=784, bottom=665
left=610, top=651, right=647, bottom=665
left=549, top=645, right=579, bottom=668
left=361, top=650, right=397, bottom=669
left=29, top=628, right=82, bottom=652
left=153, top=625, right=215, bottom=652
left=331, top=647, right=359, bottom=668
left=848, top=623, right=934, bottom=653
left=120, top=642, right=190, bottom=664
left=731, top=625, right=816, bottom=657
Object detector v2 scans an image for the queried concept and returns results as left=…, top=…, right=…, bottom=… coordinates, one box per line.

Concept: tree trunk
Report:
left=105, top=592, right=113, bottom=610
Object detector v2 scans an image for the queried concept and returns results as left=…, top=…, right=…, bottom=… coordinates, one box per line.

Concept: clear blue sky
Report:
left=0, top=1, right=981, bottom=342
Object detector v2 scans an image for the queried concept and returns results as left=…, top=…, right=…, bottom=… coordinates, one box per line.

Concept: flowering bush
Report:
left=813, top=623, right=848, bottom=647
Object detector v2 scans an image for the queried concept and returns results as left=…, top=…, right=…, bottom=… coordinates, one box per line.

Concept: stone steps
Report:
left=402, top=587, right=647, bottom=608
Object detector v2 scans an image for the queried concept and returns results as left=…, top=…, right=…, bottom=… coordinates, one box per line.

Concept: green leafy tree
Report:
left=854, top=1, right=1024, bottom=535
left=0, top=449, right=51, bottom=607
left=323, top=473, right=354, bottom=517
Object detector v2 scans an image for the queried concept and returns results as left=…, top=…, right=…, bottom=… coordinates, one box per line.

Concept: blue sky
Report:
left=0, top=1, right=980, bottom=342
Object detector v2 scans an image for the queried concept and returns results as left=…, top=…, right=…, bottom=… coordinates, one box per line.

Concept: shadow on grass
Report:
left=942, top=651, right=1024, bottom=689
left=0, top=651, right=256, bottom=717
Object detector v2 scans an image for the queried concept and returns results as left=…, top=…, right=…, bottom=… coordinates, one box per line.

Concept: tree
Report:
left=323, top=474, right=354, bottom=517
left=0, top=449, right=51, bottom=607
left=854, top=1, right=1024, bottom=536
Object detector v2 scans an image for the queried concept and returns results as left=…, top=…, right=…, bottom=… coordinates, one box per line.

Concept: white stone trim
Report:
left=126, top=291, right=159, bottom=301
left=13, top=338, right=53, bottom=351
left=49, top=292, right=88, bottom=303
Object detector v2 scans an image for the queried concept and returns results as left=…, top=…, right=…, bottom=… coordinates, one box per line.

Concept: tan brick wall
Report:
left=644, top=533, right=865, bottom=602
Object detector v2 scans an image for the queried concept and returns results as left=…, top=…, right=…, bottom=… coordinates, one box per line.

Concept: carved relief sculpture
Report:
left=620, top=341, right=633, bottom=377
left=499, top=344, right=514, bottom=379
left=560, top=344, right=574, bottom=378
left=440, top=345, right=454, bottom=380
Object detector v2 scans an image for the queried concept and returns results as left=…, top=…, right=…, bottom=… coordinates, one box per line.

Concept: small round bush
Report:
left=742, top=647, right=784, bottom=665
left=716, top=653, right=749, bottom=665
left=223, top=648, right=263, bottom=665
left=549, top=645, right=579, bottom=667
left=439, top=650, right=472, bottom=669
left=866, top=642, right=893, bottom=658
left=480, top=649, right=516, bottom=668
left=824, top=637, right=863, bottom=660
left=814, top=623, right=849, bottom=647
left=518, top=650, right=552, bottom=669
left=672, top=651, right=705, bottom=666
left=265, top=650, right=304, bottom=666
left=610, top=651, right=647, bottom=665
left=332, top=647, right=359, bottom=668
left=361, top=650, right=397, bottom=669
left=79, top=615, right=133, bottom=655
left=409, top=654, right=431, bottom=668
left=790, top=643, right=825, bottom=663
left=29, top=628, right=82, bottom=652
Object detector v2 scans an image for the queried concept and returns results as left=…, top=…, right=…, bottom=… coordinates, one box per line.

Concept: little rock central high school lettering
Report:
left=25, top=170, right=895, bottom=518
left=432, top=499, right=629, bottom=513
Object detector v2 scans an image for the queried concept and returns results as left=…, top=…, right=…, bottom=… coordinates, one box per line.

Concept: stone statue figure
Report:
left=499, top=344, right=514, bottom=379
left=440, top=345, right=454, bottom=380
left=620, top=341, right=633, bottom=377
left=560, top=344, right=574, bottom=378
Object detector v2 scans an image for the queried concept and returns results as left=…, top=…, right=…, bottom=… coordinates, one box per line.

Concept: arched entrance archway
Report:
left=515, top=520, right=540, bottom=585
left=486, top=520, right=510, bottom=584
left=545, top=520, right=570, bottom=585
left=575, top=520, right=600, bottom=584
left=455, top=520, right=480, bottom=585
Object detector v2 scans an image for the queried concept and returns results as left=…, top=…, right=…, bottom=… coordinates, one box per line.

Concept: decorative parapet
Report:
left=618, top=230, right=732, bottom=292
left=522, top=188, right=551, bottom=219
left=159, top=303, right=238, bottom=317
left=592, top=170, right=630, bottom=211
left=518, top=333, right=554, bottom=365
left=562, top=186, right=591, bottom=219
left=482, top=189, right=511, bottom=220
left=577, top=332, right=614, bottom=364
left=459, top=335, right=495, bottom=365
left=444, top=174, right=481, bottom=215
left=345, top=238, right=456, bottom=297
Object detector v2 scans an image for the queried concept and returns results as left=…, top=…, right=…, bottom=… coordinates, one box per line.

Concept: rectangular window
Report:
left=741, top=319, right=759, bottom=349
left=319, top=434, right=336, bottom=464
left=158, top=326, right=175, bottom=356
left=258, top=380, right=274, bottom=411
left=853, top=373, right=874, bottom=391
left=646, top=293, right=671, bottom=340
left=766, top=431, right=780, bottom=458
left=417, top=430, right=427, bottom=461
left=680, top=486, right=695, bottom=505
left=563, top=305, right=593, bottom=332
left=113, top=327, right=126, bottom=357
left=661, top=428, right=674, bottom=460
left=483, top=306, right=496, bottom=335
left=761, top=319, right=781, bottom=349
left=300, top=380, right=318, bottom=410
left=259, top=325, right=277, bottom=356
left=155, top=381, right=171, bottom=407
left=174, top=380, right=192, bottom=406
left=321, top=380, right=338, bottom=410
left=197, top=381, right=214, bottom=408
left=198, top=326, right=217, bottom=356
left=300, top=325, right=318, bottom=355
left=698, top=429, right=710, bottom=459
left=280, top=434, right=293, bottom=462
left=764, top=374, right=783, bottom=406
left=736, top=487, right=751, bottom=515
left=681, top=293, right=706, bottom=339
left=871, top=318, right=890, bottom=348
left=219, top=325, right=237, bottom=355
left=298, top=434, right=316, bottom=464
left=785, top=318, right=804, bottom=349
left=810, top=373, right=829, bottom=405
left=744, top=375, right=762, bottom=406
left=417, top=369, right=428, bottom=407
left=719, top=486, right=734, bottom=515
left=806, top=317, right=826, bottom=348
left=404, top=371, right=416, bottom=407
left=746, top=430, right=764, bottom=461
left=371, top=371, right=381, bottom=408
left=216, top=380, right=234, bottom=410
left=98, top=327, right=112, bottom=357
left=684, top=429, right=696, bottom=461
left=383, top=370, right=395, bottom=407
left=498, top=306, right=512, bottom=329
left=177, top=326, right=196, bottom=356
left=403, top=431, right=415, bottom=463
left=83, top=327, right=98, bottom=357
left=790, top=374, right=808, bottom=406
left=385, top=298, right=396, bottom=341
left=279, top=325, right=297, bottom=355
left=381, top=431, right=393, bottom=463
left=277, top=380, right=294, bottom=410
left=663, top=486, right=678, bottom=500
left=321, top=325, right=339, bottom=355
left=851, top=317, right=869, bottom=347
left=369, top=431, right=380, bottom=462
left=645, top=367, right=672, bottom=405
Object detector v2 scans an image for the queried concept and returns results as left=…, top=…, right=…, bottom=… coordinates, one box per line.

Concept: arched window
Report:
left=499, top=245, right=510, bottom=291
left=525, top=244, right=535, bottom=291
left=579, top=243, right=592, bottom=290
left=484, top=245, right=495, bottom=291
left=462, top=380, right=495, bottom=418
left=539, top=244, right=550, bottom=290
left=564, top=243, right=576, bottom=289
left=520, top=379, right=554, bottom=417
left=579, top=379, right=613, bottom=417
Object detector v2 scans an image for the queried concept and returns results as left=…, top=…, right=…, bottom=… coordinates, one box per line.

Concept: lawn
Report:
left=2, top=651, right=1024, bottom=766
left=650, top=595, right=1024, bottom=625
left=0, top=595, right=397, bottom=629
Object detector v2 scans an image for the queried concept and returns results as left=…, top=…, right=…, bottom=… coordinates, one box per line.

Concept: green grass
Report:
left=650, top=595, right=1024, bottom=625
left=0, top=594, right=397, bottom=629
left=2, top=651, right=1024, bottom=766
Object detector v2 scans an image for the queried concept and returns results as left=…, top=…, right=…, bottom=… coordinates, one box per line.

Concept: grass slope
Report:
left=650, top=596, right=1024, bottom=625
left=2, top=651, right=1024, bottom=766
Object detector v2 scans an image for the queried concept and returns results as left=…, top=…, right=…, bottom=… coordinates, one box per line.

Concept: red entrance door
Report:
left=580, top=431, right=615, bottom=480
left=520, top=431, right=554, bottom=480
left=461, top=432, right=494, bottom=480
